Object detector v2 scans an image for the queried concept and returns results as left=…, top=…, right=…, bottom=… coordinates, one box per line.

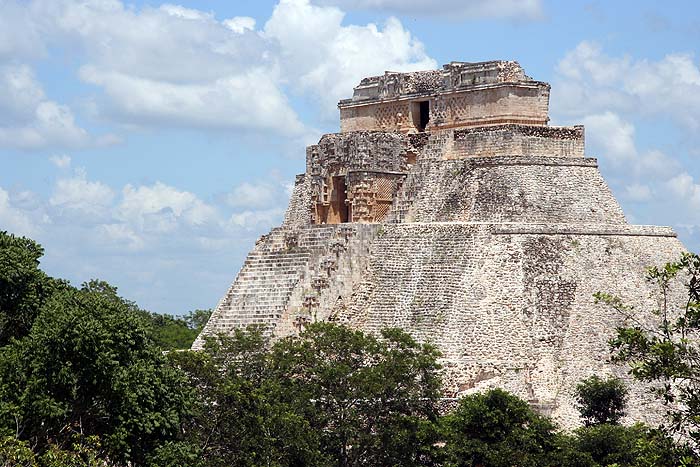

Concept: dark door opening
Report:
left=418, top=100, right=430, bottom=132
left=330, top=176, right=349, bottom=223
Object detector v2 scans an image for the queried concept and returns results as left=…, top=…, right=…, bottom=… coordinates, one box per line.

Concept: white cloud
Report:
left=227, top=181, right=281, bottom=210
left=265, top=0, right=437, bottom=116
left=0, top=64, right=89, bottom=149
left=118, top=182, right=218, bottom=232
left=80, top=66, right=305, bottom=134
left=49, top=154, right=71, bottom=169
left=622, top=183, right=652, bottom=202
left=0, top=64, right=45, bottom=125
left=314, top=0, right=543, bottom=19
left=0, top=187, right=36, bottom=237
left=0, top=0, right=438, bottom=133
left=96, top=223, right=145, bottom=251
left=580, top=112, right=680, bottom=181
left=160, top=4, right=212, bottom=21
left=0, top=0, right=46, bottom=60
left=224, top=16, right=256, bottom=33
left=228, top=208, right=285, bottom=230
left=667, top=172, right=700, bottom=208
left=553, top=41, right=700, bottom=129
left=49, top=168, right=115, bottom=217
left=582, top=112, right=637, bottom=164
left=30, top=0, right=302, bottom=134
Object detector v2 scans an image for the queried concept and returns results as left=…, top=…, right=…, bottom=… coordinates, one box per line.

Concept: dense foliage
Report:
left=596, top=252, right=700, bottom=446
left=0, top=231, right=698, bottom=466
left=139, top=308, right=211, bottom=351
left=442, top=388, right=560, bottom=467
left=575, top=375, right=628, bottom=426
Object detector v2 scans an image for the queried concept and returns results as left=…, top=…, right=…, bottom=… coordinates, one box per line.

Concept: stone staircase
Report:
left=213, top=250, right=312, bottom=329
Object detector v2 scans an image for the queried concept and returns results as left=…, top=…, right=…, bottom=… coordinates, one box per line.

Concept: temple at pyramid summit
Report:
left=193, top=61, right=686, bottom=427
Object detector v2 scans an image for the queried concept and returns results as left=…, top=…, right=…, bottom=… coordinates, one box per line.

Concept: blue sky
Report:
left=1, top=0, right=699, bottom=314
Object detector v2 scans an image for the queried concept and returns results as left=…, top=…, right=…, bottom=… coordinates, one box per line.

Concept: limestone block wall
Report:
left=193, top=224, right=379, bottom=348
left=275, top=224, right=379, bottom=337
left=389, top=156, right=627, bottom=224
left=338, top=222, right=686, bottom=427
left=193, top=227, right=312, bottom=348
left=429, top=83, right=550, bottom=130
left=339, top=101, right=414, bottom=133
left=282, top=174, right=312, bottom=229
left=339, top=83, right=550, bottom=133
left=452, top=125, right=584, bottom=158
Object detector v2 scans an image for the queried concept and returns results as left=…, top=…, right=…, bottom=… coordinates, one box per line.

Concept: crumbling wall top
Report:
left=339, top=61, right=535, bottom=106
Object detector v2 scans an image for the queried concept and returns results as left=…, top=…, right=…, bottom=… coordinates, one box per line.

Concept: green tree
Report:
left=166, top=326, right=322, bottom=467
left=184, top=309, right=212, bottom=332
left=571, top=423, right=695, bottom=467
left=0, top=280, right=193, bottom=466
left=0, top=435, right=36, bottom=467
left=164, top=323, right=443, bottom=467
left=442, top=388, right=559, bottom=467
left=271, top=323, right=443, bottom=467
left=0, top=232, right=65, bottom=346
left=140, top=312, right=198, bottom=351
left=138, top=309, right=212, bottom=351
left=575, top=375, right=628, bottom=426
left=596, top=252, right=700, bottom=445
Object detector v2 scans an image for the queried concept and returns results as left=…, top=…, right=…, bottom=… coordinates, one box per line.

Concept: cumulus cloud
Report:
left=226, top=181, right=286, bottom=210
left=581, top=112, right=637, bottom=164
left=16, top=0, right=301, bottom=135
left=314, top=0, right=544, bottom=19
left=265, top=0, right=436, bottom=116
left=622, top=183, right=652, bottom=202
left=0, top=0, right=46, bottom=60
left=224, top=16, right=256, bottom=33
left=117, top=182, right=218, bottom=233
left=49, top=168, right=115, bottom=219
left=0, top=0, right=438, bottom=134
left=553, top=41, right=700, bottom=129
left=79, top=66, right=305, bottom=134
left=228, top=208, right=286, bottom=230
left=0, top=187, right=37, bottom=237
left=0, top=64, right=89, bottom=149
left=547, top=41, right=700, bottom=240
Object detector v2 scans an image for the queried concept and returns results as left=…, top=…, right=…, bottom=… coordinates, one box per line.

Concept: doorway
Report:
left=413, top=100, right=430, bottom=132
left=329, top=176, right=349, bottom=223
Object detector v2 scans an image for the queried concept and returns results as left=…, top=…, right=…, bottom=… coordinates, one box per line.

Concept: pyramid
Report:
left=194, top=61, right=686, bottom=427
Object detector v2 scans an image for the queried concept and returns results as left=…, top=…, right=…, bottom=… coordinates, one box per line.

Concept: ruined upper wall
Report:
left=338, top=61, right=550, bottom=133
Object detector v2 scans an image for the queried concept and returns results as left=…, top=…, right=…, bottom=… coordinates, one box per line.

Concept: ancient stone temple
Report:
left=193, top=61, right=686, bottom=427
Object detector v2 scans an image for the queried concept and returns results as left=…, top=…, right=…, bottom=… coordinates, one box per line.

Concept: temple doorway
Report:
left=328, top=176, right=349, bottom=223
left=413, top=100, right=430, bottom=132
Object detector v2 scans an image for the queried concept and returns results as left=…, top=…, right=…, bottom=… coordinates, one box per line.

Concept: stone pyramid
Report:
left=194, top=61, right=686, bottom=427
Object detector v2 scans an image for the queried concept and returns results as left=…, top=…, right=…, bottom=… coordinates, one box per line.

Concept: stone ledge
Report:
left=492, top=224, right=677, bottom=238
left=373, top=222, right=677, bottom=238
left=441, top=156, right=598, bottom=167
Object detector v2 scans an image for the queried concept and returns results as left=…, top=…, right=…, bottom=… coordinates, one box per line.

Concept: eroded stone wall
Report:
left=197, top=60, right=688, bottom=430
left=452, top=125, right=584, bottom=158
left=388, top=156, right=626, bottom=224
left=339, top=84, right=550, bottom=133
left=339, top=222, right=685, bottom=427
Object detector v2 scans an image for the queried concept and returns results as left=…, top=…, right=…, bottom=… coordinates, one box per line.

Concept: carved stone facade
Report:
left=194, top=61, right=687, bottom=429
left=339, top=61, right=550, bottom=133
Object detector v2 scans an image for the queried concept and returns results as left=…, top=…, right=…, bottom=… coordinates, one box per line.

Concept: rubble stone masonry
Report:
left=194, top=61, right=687, bottom=429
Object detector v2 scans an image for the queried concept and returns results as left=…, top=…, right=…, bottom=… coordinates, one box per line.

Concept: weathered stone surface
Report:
left=339, top=61, right=550, bottom=133
left=194, top=61, right=687, bottom=429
